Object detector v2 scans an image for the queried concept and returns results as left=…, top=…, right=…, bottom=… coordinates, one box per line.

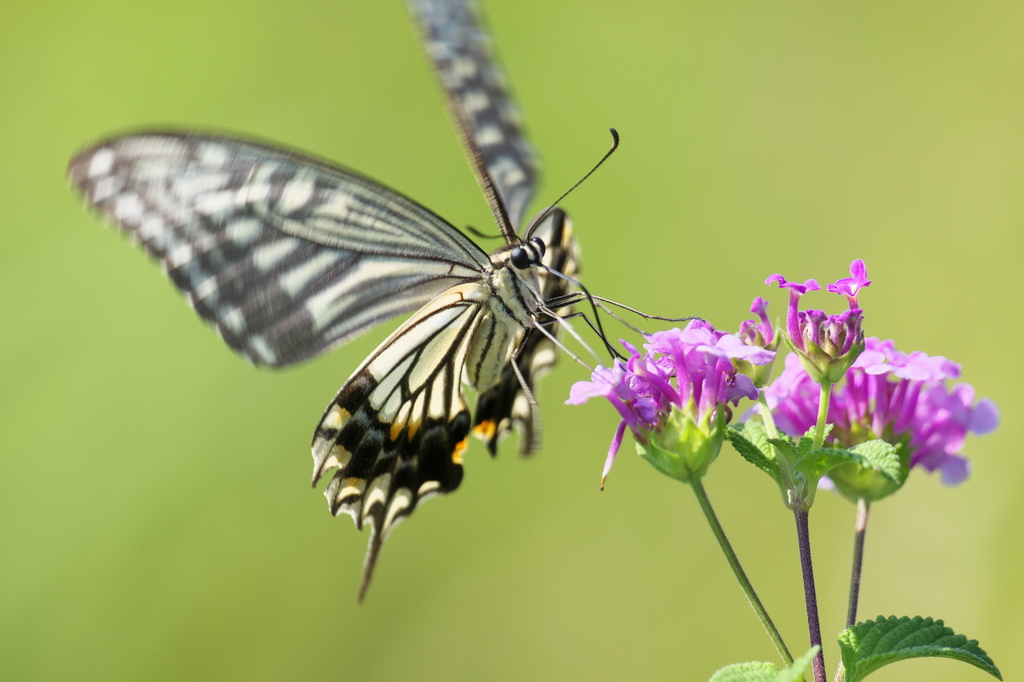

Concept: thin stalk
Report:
left=689, top=478, right=793, bottom=665
left=832, top=502, right=869, bottom=682
left=812, top=382, right=833, bottom=449
left=794, top=508, right=826, bottom=682
left=845, top=498, right=870, bottom=627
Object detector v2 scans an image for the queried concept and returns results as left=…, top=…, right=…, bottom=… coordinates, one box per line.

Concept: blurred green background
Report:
left=2, top=1, right=1021, bottom=680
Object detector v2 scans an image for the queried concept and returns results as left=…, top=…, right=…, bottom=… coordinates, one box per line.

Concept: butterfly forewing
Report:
left=411, top=0, right=537, bottom=232
left=68, top=133, right=489, bottom=367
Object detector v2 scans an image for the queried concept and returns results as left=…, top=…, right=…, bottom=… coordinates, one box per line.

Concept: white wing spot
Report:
left=221, top=307, right=245, bottom=333
left=167, top=244, right=195, bottom=269
left=88, top=149, right=114, bottom=177
left=248, top=336, right=278, bottom=365
left=362, top=474, right=392, bottom=521
left=279, top=249, right=338, bottom=296
left=383, top=488, right=413, bottom=531
left=279, top=178, right=315, bottom=213
left=476, top=124, right=502, bottom=146
left=226, top=218, right=261, bottom=246
left=113, top=194, right=145, bottom=225
left=253, top=238, right=300, bottom=271
left=195, top=189, right=237, bottom=216
left=197, top=142, right=229, bottom=167
left=417, top=480, right=441, bottom=497
left=192, top=276, right=218, bottom=302
left=91, top=176, right=117, bottom=203
left=317, top=191, right=351, bottom=221
left=138, top=216, right=164, bottom=242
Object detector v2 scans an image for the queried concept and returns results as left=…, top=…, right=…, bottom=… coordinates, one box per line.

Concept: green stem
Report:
left=812, top=382, right=832, bottom=449
left=689, top=478, right=793, bottom=665
left=756, top=392, right=782, bottom=441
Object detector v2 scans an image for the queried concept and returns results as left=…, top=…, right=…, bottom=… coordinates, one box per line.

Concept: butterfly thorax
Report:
left=464, top=247, right=543, bottom=390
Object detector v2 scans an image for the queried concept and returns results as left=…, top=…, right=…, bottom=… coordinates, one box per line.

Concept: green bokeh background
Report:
left=3, top=1, right=1021, bottom=680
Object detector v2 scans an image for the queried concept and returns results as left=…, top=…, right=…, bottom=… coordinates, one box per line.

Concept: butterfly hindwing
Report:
left=311, top=275, right=535, bottom=599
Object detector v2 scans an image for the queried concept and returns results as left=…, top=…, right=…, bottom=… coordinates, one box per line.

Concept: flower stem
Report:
left=689, top=478, right=793, bottom=665
left=845, top=498, right=870, bottom=627
left=812, top=382, right=833, bottom=449
left=757, top=392, right=782, bottom=441
left=794, top=508, right=826, bottom=682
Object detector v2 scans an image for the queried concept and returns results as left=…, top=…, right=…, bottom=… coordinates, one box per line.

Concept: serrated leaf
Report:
left=838, top=615, right=1002, bottom=682
left=793, top=442, right=899, bottom=484
left=793, top=447, right=858, bottom=479
left=708, top=661, right=778, bottom=682
left=707, top=647, right=818, bottom=682
left=801, top=424, right=833, bottom=443
left=847, top=440, right=901, bottom=481
left=728, top=424, right=779, bottom=479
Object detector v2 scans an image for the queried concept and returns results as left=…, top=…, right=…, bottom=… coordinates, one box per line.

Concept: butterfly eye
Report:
left=529, top=236, right=546, bottom=259
left=510, top=237, right=547, bottom=269
left=510, top=246, right=532, bottom=269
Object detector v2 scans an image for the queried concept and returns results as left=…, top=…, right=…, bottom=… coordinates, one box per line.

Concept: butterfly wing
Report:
left=311, top=281, right=501, bottom=601
left=411, top=0, right=537, bottom=237
left=67, top=132, right=490, bottom=367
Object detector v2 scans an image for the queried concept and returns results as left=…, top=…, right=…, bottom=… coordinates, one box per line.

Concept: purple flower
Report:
left=767, top=260, right=868, bottom=385
left=568, top=321, right=773, bottom=485
left=736, top=297, right=780, bottom=388
left=826, top=258, right=871, bottom=305
left=760, top=337, right=998, bottom=488
left=738, top=297, right=776, bottom=350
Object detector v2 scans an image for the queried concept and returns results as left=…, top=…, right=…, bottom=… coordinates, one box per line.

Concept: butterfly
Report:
left=67, top=0, right=594, bottom=601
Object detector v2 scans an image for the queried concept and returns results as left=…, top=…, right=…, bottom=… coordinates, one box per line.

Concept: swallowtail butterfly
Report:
left=68, top=0, right=587, bottom=601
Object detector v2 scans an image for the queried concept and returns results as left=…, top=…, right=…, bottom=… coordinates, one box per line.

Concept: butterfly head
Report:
left=509, top=236, right=546, bottom=270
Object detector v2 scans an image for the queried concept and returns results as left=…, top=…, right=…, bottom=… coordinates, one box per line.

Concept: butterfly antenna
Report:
left=591, top=297, right=699, bottom=335
left=525, top=128, right=620, bottom=240
left=464, top=224, right=502, bottom=240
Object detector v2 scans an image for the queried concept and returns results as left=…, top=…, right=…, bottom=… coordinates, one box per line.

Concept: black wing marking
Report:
left=410, top=0, right=537, bottom=237
left=310, top=283, right=492, bottom=601
left=68, top=132, right=490, bottom=367
left=473, top=208, right=580, bottom=454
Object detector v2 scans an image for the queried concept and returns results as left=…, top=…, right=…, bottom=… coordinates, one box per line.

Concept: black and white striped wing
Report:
left=310, top=281, right=496, bottom=601
left=67, top=132, right=490, bottom=367
left=411, top=0, right=537, bottom=233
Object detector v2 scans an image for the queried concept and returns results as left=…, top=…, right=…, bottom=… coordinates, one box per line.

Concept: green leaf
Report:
left=779, top=647, right=819, bottom=682
left=708, top=661, right=778, bottom=682
left=847, top=440, right=901, bottom=482
left=793, top=441, right=899, bottom=485
left=707, top=647, right=818, bottom=682
left=839, top=615, right=1002, bottom=681
left=727, top=423, right=779, bottom=479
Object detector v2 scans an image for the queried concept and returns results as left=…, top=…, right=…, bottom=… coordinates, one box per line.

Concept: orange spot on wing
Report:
left=452, top=437, right=468, bottom=465
left=473, top=419, right=497, bottom=440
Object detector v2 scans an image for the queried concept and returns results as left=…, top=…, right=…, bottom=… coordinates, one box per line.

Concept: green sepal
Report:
left=636, top=403, right=725, bottom=483
left=838, top=616, right=1002, bottom=682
